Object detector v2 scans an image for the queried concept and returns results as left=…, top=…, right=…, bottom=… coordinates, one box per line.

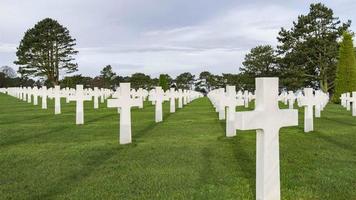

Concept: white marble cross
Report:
left=53, top=85, right=62, bottom=115
left=40, top=86, right=48, bottom=109
left=93, top=87, right=100, bottom=109
left=68, top=85, right=92, bottom=125
left=168, top=88, right=176, bottom=113
left=149, top=87, right=168, bottom=122
left=243, top=90, right=249, bottom=108
left=346, top=93, right=351, bottom=111
left=177, top=89, right=183, bottom=108
left=349, top=92, right=356, bottom=116
left=235, top=77, right=298, bottom=200
left=220, top=85, right=239, bottom=137
left=32, top=87, right=39, bottom=105
left=300, top=88, right=317, bottom=132
left=27, top=87, right=32, bottom=103
left=107, top=83, right=141, bottom=144
left=287, top=91, right=295, bottom=109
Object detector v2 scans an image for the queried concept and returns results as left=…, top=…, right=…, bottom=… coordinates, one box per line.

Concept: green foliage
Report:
left=158, top=74, right=170, bottom=91
left=175, top=72, right=195, bottom=90
left=333, top=32, right=356, bottom=103
left=100, top=65, right=116, bottom=89
left=240, top=45, right=277, bottom=89
left=129, top=73, right=152, bottom=89
left=60, top=75, right=93, bottom=89
left=277, top=3, right=350, bottom=92
left=14, top=18, right=78, bottom=86
left=0, top=95, right=355, bottom=199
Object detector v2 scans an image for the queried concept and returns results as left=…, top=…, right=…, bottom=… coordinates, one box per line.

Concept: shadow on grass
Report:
left=322, top=116, right=356, bottom=127
left=31, top=146, right=122, bottom=199
left=231, top=135, right=255, bottom=199
left=313, top=131, right=355, bottom=153
left=85, top=113, right=117, bottom=124
left=0, top=114, right=51, bottom=125
left=0, top=126, right=72, bottom=148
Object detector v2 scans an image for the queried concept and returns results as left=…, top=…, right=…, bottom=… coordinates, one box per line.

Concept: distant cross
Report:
left=243, top=90, right=249, bottom=108
left=69, top=85, right=92, bottom=124
left=287, top=91, right=295, bottom=109
left=93, top=87, right=100, bottom=109
left=217, top=88, right=226, bottom=120
left=150, top=87, right=168, bottom=122
left=27, top=87, right=32, bottom=103
left=168, top=88, right=176, bottom=113
left=346, top=93, right=351, bottom=111
left=135, top=88, right=145, bottom=108
left=32, top=87, right=39, bottom=105
left=349, top=92, right=356, bottom=116
left=235, top=78, right=298, bottom=200
left=40, top=86, right=48, bottom=109
left=220, top=85, right=240, bottom=137
left=340, top=93, right=347, bottom=107
left=300, top=88, right=317, bottom=132
left=177, top=89, right=183, bottom=108
left=53, top=86, right=62, bottom=115
left=107, top=83, right=141, bottom=144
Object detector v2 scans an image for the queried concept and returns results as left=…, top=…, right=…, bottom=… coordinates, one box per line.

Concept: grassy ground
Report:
left=0, top=93, right=355, bottom=200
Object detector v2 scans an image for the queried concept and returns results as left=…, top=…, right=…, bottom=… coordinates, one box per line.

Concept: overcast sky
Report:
left=0, top=0, right=355, bottom=78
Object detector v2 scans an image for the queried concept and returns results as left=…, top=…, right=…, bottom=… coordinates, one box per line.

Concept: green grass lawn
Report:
left=0, top=93, right=355, bottom=200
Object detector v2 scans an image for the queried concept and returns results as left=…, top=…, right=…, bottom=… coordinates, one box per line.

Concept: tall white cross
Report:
left=40, top=86, right=48, bottom=109
left=53, top=86, right=62, bottom=115
left=27, top=87, right=32, bottom=103
left=220, top=85, right=242, bottom=137
left=168, top=88, right=176, bottom=113
left=93, top=87, right=100, bottom=109
left=235, top=77, right=298, bottom=200
left=177, top=89, right=183, bottom=108
left=346, top=92, right=351, bottom=111
left=300, top=88, right=317, bottom=132
left=33, top=87, right=39, bottom=105
left=349, top=92, right=356, bottom=116
left=69, top=85, right=92, bottom=125
left=243, top=90, right=249, bottom=108
left=107, top=83, right=141, bottom=144
left=150, top=87, right=168, bottom=122
left=287, top=91, right=295, bottom=109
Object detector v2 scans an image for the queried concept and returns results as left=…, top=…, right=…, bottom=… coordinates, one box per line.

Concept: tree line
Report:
left=1, top=3, right=356, bottom=101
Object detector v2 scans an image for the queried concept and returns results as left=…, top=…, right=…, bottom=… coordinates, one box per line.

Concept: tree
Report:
left=175, top=72, right=195, bottom=90
left=277, top=3, right=350, bottom=92
left=240, top=45, right=277, bottom=89
left=100, top=65, right=116, bottom=88
left=14, top=18, right=78, bottom=86
left=333, top=32, right=356, bottom=103
left=0, top=66, right=17, bottom=78
left=60, top=75, right=93, bottom=88
left=158, top=74, right=170, bottom=91
left=129, top=73, right=152, bottom=89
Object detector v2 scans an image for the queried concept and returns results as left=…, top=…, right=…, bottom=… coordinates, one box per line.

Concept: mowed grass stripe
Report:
left=0, top=94, right=355, bottom=199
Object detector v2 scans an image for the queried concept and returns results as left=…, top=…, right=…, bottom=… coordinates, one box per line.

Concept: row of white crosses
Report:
left=340, top=92, right=356, bottom=116
left=208, top=88, right=254, bottom=122
left=107, top=84, right=203, bottom=144
left=2, top=86, right=113, bottom=124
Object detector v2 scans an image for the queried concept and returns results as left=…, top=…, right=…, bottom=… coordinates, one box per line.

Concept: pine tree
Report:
left=333, top=32, right=356, bottom=103
left=15, top=18, right=78, bottom=86
left=159, top=74, right=169, bottom=91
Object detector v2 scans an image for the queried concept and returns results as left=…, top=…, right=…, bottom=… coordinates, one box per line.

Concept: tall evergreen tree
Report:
left=333, top=32, right=356, bottom=103
left=240, top=45, right=277, bottom=89
left=14, top=18, right=78, bottom=86
left=277, top=3, right=350, bottom=92
left=159, top=74, right=170, bottom=91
